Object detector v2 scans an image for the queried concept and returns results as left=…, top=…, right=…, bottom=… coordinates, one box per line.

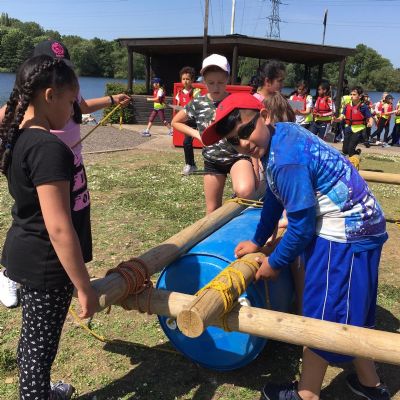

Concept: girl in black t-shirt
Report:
left=0, top=55, right=98, bottom=400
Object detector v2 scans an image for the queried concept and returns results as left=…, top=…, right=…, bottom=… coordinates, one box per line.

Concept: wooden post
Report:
left=359, top=170, right=400, bottom=185
left=177, top=252, right=264, bottom=338
left=303, top=64, right=310, bottom=82
left=231, top=44, right=239, bottom=84
left=145, top=54, right=150, bottom=94
left=336, top=57, right=346, bottom=116
left=317, top=63, right=324, bottom=83
left=177, top=228, right=286, bottom=338
left=107, top=287, right=400, bottom=365
left=91, top=184, right=266, bottom=311
left=127, top=47, right=133, bottom=92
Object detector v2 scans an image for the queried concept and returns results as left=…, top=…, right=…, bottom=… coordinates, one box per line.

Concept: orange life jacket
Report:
left=314, top=96, right=332, bottom=116
left=344, top=103, right=366, bottom=126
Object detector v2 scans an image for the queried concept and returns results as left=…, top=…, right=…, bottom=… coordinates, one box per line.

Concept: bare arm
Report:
left=80, top=93, right=131, bottom=114
left=171, top=109, right=202, bottom=141
left=0, top=104, right=6, bottom=123
left=37, top=181, right=98, bottom=318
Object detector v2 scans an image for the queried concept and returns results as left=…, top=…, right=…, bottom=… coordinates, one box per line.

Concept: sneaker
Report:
left=141, top=130, right=151, bottom=137
left=50, top=381, right=75, bottom=400
left=355, top=148, right=362, bottom=155
left=382, top=143, right=391, bottom=148
left=0, top=269, right=19, bottom=308
left=182, top=164, right=198, bottom=175
left=168, top=129, right=173, bottom=136
left=262, top=382, right=302, bottom=400
left=375, top=140, right=382, bottom=145
left=346, top=373, right=390, bottom=400
left=364, top=142, right=371, bottom=148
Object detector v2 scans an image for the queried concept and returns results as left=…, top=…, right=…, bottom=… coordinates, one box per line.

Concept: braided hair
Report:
left=0, top=55, right=78, bottom=175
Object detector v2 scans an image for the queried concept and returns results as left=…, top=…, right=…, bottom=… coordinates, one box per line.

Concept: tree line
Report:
left=1, top=13, right=400, bottom=92
left=0, top=12, right=144, bottom=78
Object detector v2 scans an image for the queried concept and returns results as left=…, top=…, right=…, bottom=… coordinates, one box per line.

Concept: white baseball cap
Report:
left=200, top=54, right=231, bottom=75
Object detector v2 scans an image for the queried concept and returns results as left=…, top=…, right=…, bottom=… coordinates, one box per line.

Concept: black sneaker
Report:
left=364, top=142, right=371, bottom=148
left=346, top=373, right=391, bottom=400
left=262, top=382, right=302, bottom=400
left=355, top=148, right=362, bottom=155
left=50, top=381, right=75, bottom=399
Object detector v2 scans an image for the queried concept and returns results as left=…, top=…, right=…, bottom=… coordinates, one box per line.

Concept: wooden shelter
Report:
left=117, top=34, right=356, bottom=112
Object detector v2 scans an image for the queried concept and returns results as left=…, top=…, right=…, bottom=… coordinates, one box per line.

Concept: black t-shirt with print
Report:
left=1, top=128, right=92, bottom=289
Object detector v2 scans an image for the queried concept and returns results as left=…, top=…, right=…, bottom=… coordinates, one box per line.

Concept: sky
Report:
left=1, top=0, right=400, bottom=67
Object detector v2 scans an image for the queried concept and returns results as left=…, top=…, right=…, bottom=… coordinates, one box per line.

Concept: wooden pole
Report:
left=177, top=252, right=264, bottom=338
left=231, top=44, right=239, bottom=84
left=177, top=229, right=286, bottom=338
left=106, top=287, right=400, bottom=366
left=127, top=47, right=133, bottom=92
left=336, top=57, right=346, bottom=116
left=91, top=184, right=266, bottom=311
left=203, top=0, right=210, bottom=59
left=359, top=170, right=400, bottom=185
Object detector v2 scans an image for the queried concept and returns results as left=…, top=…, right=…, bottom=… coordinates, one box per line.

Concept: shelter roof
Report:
left=118, top=34, right=355, bottom=65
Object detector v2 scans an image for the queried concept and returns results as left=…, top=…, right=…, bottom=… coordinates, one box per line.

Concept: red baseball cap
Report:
left=202, top=93, right=263, bottom=146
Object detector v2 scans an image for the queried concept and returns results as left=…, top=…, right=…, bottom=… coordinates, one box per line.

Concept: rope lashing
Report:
left=105, top=257, right=154, bottom=314
left=195, top=258, right=260, bottom=328
left=349, top=155, right=360, bottom=170
left=225, top=197, right=264, bottom=208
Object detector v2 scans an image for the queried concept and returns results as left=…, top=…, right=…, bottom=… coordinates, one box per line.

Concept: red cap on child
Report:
left=202, top=93, right=263, bottom=146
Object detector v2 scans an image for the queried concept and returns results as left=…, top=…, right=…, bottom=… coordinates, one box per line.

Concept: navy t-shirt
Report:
left=1, top=128, right=92, bottom=289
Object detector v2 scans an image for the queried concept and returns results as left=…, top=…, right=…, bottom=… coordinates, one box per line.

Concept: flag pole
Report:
left=322, top=9, right=328, bottom=45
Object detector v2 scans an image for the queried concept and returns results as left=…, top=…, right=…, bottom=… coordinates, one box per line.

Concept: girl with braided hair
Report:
left=0, top=55, right=98, bottom=400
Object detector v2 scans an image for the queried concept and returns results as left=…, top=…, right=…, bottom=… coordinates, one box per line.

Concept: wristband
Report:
left=109, top=95, right=115, bottom=105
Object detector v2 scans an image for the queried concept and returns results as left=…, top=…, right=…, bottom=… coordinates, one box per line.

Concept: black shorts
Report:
left=203, top=157, right=251, bottom=175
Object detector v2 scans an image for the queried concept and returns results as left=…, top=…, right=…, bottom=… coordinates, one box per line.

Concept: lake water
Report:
left=0, top=72, right=131, bottom=120
left=1, top=72, right=399, bottom=127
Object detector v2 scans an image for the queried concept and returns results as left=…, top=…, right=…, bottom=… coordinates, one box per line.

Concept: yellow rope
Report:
left=349, top=155, right=360, bottom=170
left=225, top=197, right=264, bottom=208
left=68, top=307, right=108, bottom=342
left=195, top=258, right=260, bottom=319
left=68, top=307, right=181, bottom=355
left=71, top=103, right=122, bottom=149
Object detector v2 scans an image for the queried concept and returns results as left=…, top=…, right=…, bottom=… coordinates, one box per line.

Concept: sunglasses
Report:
left=226, top=113, right=259, bottom=146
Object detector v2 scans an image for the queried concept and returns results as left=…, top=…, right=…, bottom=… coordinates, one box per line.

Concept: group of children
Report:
left=0, top=45, right=392, bottom=400
left=287, top=80, right=400, bottom=157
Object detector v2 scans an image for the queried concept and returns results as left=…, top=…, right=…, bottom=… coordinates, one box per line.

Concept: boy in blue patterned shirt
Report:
left=202, top=92, right=390, bottom=400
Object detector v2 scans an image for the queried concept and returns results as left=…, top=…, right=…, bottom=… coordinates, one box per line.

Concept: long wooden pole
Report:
left=91, top=184, right=265, bottom=311
left=108, top=287, right=400, bottom=365
left=359, top=170, right=400, bottom=185
left=177, top=229, right=286, bottom=338
left=177, top=252, right=264, bottom=338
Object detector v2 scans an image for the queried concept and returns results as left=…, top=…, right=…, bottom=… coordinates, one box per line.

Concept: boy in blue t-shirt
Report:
left=201, top=92, right=390, bottom=400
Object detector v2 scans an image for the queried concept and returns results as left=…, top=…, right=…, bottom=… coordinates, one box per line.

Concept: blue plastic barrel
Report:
left=156, top=207, right=294, bottom=371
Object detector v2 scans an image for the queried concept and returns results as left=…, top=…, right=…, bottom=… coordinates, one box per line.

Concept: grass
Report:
left=0, top=149, right=399, bottom=399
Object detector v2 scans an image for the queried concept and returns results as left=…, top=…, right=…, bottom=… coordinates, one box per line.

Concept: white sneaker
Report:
left=182, top=165, right=198, bottom=175
left=141, top=130, right=151, bottom=137
left=0, top=269, right=19, bottom=308
left=168, top=129, right=173, bottom=136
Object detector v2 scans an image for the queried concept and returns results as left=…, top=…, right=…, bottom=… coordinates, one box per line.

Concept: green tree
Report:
left=70, top=41, right=102, bottom=76
left=0, top=28, right=25, bottom=70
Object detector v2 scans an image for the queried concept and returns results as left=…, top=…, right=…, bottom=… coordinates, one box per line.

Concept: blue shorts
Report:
left=303, top=236, right=382, bottom=363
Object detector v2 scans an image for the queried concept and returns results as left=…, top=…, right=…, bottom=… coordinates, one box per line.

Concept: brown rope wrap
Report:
left=105, top=257, right=154, bottom=314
